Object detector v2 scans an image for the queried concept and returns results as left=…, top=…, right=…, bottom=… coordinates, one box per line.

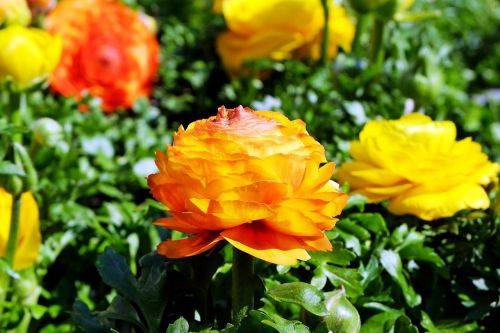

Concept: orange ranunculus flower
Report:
left=216, top=0, right=355, bottom=75
left=337, top=113, right=500, bottom=221
left=148, top=106, right=347, bottom=265
left=45, top=0, right=160, bottom=112
left=0, top=188, right=41, bottom=271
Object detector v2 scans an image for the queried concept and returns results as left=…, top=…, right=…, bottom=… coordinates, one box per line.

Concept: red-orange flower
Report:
left=45, top=0, right=159, bottom=112
left=148, top=106, right=347, bottom=265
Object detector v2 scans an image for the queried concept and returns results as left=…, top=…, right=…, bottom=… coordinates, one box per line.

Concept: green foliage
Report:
left=0, top=0, right=499, bottom=332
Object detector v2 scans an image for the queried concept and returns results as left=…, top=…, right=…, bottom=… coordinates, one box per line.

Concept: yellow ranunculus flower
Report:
left=0, top=0, right=31, bottom=26
left=0, top=25, right=62, bottom=89
left=216, top=0, right=355, bottom=75
left=338, top=113, right=500, bottom=221
left=0, top=188, right=41, bottom=271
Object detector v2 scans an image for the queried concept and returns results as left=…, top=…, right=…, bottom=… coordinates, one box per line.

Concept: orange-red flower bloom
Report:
left=148, top=106, right=347, bottom=265
left=45, top=0, right=160, bottom=112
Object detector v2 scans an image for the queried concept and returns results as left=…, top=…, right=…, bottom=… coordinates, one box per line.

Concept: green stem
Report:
left=370, top=17, right=387, bottom=71
left=320, top=0, right=330, bottom=66
left=0, top=193, right=21, bottom=319
left=12, top=93, right=27, bottom=143
left=232, top=248, right=254, bottom=317
left=5, top=193, right=22, bottom=267
left=352, top=14, right=370, bottom=55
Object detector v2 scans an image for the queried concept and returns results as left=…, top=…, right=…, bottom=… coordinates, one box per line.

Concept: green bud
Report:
left=14, top=268, right=41, bottom=306
left=32, top=117, right=63, bottom=147
left=4, top=175, right=23, bottom=196
left=324, top=287, right=361, bottom=333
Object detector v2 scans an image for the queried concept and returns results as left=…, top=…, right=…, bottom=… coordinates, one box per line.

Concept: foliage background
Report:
left=1, top=0, right=499, bottom=332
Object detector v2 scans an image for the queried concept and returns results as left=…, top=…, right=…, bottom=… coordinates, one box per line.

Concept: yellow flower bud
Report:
left=0, top=25, right=62, bottom=89
left=0, top=0, right=31, bottom=26
left=0, top=188, right=41, bottom=271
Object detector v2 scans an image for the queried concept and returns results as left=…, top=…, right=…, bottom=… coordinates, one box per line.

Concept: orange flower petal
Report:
left=157, top=232, right=223, bottom=258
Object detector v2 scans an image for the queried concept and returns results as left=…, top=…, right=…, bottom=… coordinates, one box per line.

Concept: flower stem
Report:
left=232, top=248, right=254, bottom=317
left=0, top=193, right=21, bottom=318
left=352, top=14, right=370, bottom=55
left=5, top=193, right=22, bottom=267
left=370, top=17, right=386, bottom=71
left=320, top=0, right=330, bottom=66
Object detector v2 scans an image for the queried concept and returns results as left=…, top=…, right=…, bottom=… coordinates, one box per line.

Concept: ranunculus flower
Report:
left=148, top=106, right=347, bottom=265
left=337, top=113, right=500, bottom=221
left=0, top=188, right=41, bottom=271
left=45, top=0, right=160, bottom=112
left=0, top=25, right=61, bottom=89
left=216, top=0, right=355, bottom=75
left=0, top=0, right=31, bottom=26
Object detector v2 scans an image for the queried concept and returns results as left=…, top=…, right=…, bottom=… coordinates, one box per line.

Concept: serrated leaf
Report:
left=267, top=282, right=327, bottom=316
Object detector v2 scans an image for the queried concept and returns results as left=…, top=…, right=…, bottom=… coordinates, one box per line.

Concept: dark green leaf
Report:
left=72, top=301, right=110, bottom=333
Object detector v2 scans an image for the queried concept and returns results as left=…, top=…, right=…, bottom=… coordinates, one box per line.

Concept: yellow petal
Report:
left=0, top=189, right=41, bottom=271
left=388, top=183, right=491, bottom=221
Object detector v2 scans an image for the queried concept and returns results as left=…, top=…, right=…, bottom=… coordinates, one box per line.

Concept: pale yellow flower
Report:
left=0, top=0, right=31, bottom=26
left=0, top=188, right=41, bottom=271
left=338, top=113, right=500, bottom=221
left=0, top=25, right=62, bottom=89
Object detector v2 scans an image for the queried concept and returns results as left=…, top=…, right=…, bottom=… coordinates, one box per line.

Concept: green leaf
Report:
left=350, top=213, right=388, bottom=235
left=100, top=296, right=146, bottom=331
left=167, top=317, right=189, bottom=333
left=96, top=248, right=140, bottom=302
left=267, top=282, right=328, bottom=316
left=239, top=310, right=276, bottom=333
left=72, top=301, right=110, bottom=333
left=421, top=311, right=480, bottom=333
left=309, top=242, right=356, bottom=266
left=399, top=243, right=445, bottom=267
left=324, top=288, right=361, bottom=333
left=360, top=310, right=403, bottom=333
left=393, top=315, right=419, bottom=333
left=0, top=125, right=28, bottom=135
left=0, top=161, right=25, bottom=176
left=322, top=265, right=364, bottom=298
left=336, top=220, right=371, bottom=240
left=379, top=250, right=421, bottom=307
